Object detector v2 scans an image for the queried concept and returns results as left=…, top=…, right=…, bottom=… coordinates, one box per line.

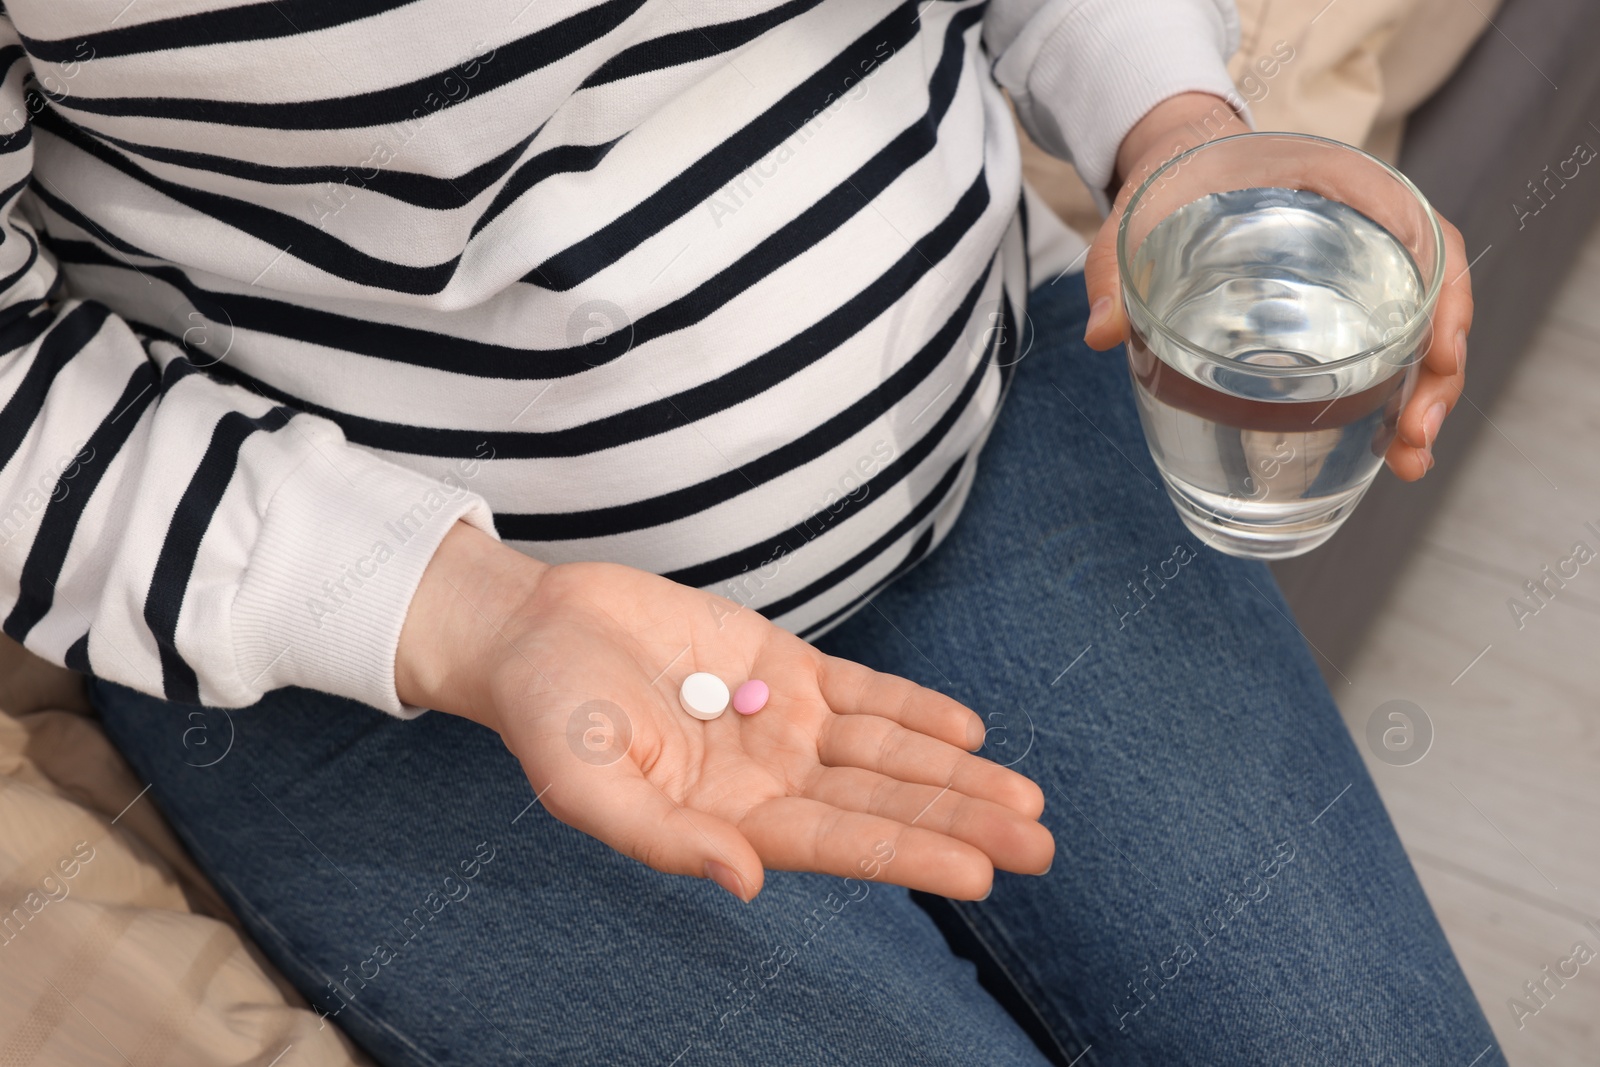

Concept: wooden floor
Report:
left=1335, top=220, right=1600, bottom=1064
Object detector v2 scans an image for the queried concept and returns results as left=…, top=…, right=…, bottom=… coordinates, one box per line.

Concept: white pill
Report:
left=678, top=672, right=730, bottom=720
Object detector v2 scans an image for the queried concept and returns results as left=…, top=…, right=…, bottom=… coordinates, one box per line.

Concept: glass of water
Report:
left=1117, top=132, right=1446, bottom=560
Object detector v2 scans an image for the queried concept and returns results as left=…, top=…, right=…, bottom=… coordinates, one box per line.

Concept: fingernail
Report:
left=1085, top=296, right=1112, bottom=339
left=1454, top=330, right=1467, bottom=376
left=1039, top=859, right=1052, bottom=876
left=1422, top=401, right=1447, bottom=448
left=1423, top=449, right=1436, bottom=474
left=967, top=719, right=987, bottom=751
left=978, top=883, right=993, bottom=902
left=705, top=860, right=747, bottom=902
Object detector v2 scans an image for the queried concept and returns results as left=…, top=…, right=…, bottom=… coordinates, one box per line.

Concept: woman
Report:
left=0, top=0, right=1490, bottom=1062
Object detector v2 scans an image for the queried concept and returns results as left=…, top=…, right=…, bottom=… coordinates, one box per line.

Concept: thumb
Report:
left=1082, top=207, right=1128, bottom=351
left=542, top=763, right=766, bottom=901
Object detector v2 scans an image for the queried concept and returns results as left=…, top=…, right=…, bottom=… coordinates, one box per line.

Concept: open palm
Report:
left=476, top=559, right=1054, bottom=902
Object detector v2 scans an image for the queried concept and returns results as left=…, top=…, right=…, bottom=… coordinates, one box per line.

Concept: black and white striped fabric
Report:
left=0, top=0, right=1236, bottom=715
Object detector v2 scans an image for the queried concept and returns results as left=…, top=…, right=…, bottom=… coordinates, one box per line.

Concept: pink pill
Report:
left=732, top=679, right=769, bottom=715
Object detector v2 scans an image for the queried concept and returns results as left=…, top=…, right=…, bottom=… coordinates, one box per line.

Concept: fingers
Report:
left=1384, top=432, right=1430, bottom=481
left=802, top=766, right=1054, bottom=875
left=819, top=656, right=985, bottom=751
left=817, top=713, right=1046, bottom=819
left=739, top=796, right=997, bottom=900
left=1420, top=214, right=1474, bottom=380
left=1390, top=213, right=1471, bottom=480
left=540, top=762, right=765, bottom=902
left=1082, top=208, right=1127, bottom=350
left=1387, top=367, right=1460, bottom=480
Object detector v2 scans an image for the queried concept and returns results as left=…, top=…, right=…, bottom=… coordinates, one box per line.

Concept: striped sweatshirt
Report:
left=0, top=0, right=1238, bottom=716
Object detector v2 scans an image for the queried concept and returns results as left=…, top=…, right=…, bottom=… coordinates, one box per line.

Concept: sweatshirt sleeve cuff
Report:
left=995, top=0, right=1243, bottom=208
left=229, top=442, right=498, bottom=719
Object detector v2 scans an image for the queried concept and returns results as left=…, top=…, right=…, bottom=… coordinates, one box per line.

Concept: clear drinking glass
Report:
left=1117, top=132, right=1445, bottom=560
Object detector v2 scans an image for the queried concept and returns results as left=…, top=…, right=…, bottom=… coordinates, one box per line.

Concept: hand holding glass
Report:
left=1117, top=132, right=1446, bottom=559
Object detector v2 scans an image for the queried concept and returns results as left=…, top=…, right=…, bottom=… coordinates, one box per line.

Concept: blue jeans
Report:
left=92, top=276, right=1500, bottom=1066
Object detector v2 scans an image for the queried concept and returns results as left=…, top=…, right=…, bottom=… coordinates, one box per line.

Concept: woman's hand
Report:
left=396, top=523, right=1054, bottom=902
left=1080, top=92, right=1474, bottom=480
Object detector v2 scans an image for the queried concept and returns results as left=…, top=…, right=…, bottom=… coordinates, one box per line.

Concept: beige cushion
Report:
left=1021, top=0, right=1504, bottom=239
left=0, top=636, right=370, bottom=1066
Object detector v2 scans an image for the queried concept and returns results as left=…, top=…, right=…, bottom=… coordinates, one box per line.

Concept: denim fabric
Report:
left=92, top=275, right=1501, bottom=1066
